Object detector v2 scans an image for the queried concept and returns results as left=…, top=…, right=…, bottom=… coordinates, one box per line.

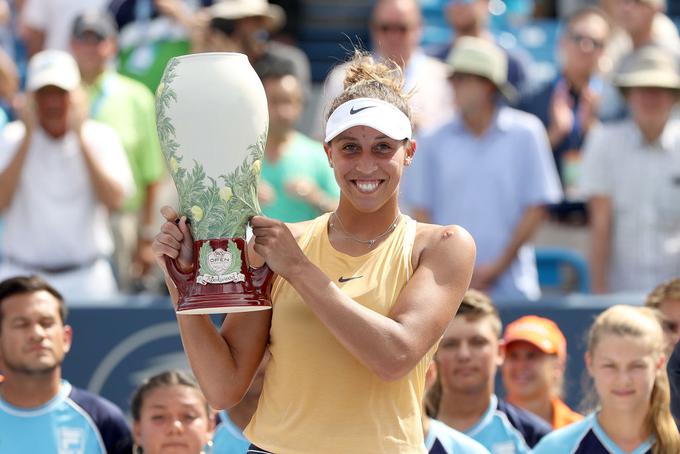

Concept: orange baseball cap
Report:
left=502, top=315, right=567, bottom=359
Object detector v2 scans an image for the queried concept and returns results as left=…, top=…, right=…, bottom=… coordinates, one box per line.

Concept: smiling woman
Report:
left=153, top=50, right=476, bottom=454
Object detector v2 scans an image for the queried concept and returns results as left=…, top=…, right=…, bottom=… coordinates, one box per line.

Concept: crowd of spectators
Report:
left=0, top=0, right=678, bottom=452
left=0, top=0, right=677, bottom=301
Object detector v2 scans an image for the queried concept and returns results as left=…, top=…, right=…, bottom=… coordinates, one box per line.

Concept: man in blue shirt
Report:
left=404, top=37, right=562, bottom=302
left=519, top=7, right=611, bottom=223
left=430, top=290, right=551, bottom=453
left=0, top=275, right=132, bottom=453
left=424, top=361, right=491, bottom=454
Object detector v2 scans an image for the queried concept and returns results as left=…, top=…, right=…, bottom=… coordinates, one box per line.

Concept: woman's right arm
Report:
left=153, top=206, right=271, bottom=409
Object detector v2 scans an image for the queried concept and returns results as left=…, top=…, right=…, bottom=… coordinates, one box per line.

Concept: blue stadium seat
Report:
left=298, top=28, right=370, bottom=81
left=297, top=1, right=372, bottom=82
left=535, top=247, right=591, bottom=295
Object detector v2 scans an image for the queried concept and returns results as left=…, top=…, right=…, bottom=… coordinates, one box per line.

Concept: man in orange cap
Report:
left=501, top=315, right=582, bottom=429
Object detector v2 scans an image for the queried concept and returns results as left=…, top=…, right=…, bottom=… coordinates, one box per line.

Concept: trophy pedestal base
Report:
left=166, top=237, right=275, bottom=316
left=176, top=294, right=272, bottom=315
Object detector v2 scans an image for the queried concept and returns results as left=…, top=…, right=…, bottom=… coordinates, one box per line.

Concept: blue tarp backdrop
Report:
left=62, top=295, right=644, bottom=418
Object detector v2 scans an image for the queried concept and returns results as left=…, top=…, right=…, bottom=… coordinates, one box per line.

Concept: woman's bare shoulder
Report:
left=412, top=222, right=476, bottom=269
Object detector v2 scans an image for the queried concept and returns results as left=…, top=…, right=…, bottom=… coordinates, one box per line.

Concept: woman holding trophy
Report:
left=153, top=52, right=476, bottom=453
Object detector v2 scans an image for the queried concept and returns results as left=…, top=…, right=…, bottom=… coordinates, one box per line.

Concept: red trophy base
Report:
left=165, top=238, right=274, bottom=315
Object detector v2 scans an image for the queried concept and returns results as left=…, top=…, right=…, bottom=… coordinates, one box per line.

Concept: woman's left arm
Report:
left=252, top=216, right=476, bottom=381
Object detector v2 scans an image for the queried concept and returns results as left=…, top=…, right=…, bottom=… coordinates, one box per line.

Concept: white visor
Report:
left=324, top=97, right=412, bottom=143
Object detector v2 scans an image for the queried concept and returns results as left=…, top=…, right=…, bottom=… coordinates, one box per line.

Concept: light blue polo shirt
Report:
left=426, top=418, right=491, bottom=453
left=0, top=381, right=106, bottom=453
left=212, top=410, right=250, bottom=454
left=532, top=413, right=654, bottom=454
left=462, top=394, right=551, bottom=453
left=402, top=107, right=562, bottom=301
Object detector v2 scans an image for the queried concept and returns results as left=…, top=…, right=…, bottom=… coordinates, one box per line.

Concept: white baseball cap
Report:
left=26, top=50, right=81, bottom=92
left=325, top=97, right=412, bottom=143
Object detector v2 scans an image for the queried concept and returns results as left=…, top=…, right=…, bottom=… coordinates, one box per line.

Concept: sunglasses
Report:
left=568, top=32, right=605, bottom=51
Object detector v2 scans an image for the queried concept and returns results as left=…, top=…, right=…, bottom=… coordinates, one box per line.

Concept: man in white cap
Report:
left=580, top=45, right=680, bottom=294
left=403, top=37, right=562, bottom=303
left=0, top=50, right=133, bottom=301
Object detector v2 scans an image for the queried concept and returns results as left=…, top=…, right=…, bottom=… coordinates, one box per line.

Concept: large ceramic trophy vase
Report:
left=156, top=53, right=273, bottom=314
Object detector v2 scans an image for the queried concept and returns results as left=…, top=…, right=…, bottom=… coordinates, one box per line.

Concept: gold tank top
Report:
left=244, top=213, right=430, bottom=454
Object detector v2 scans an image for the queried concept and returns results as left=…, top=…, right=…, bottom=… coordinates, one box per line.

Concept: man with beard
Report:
left=0, top=275, right=132, bottom=453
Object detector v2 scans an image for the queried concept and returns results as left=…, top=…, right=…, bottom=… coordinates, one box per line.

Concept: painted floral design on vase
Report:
left=156, top=53, right=273, bottom=314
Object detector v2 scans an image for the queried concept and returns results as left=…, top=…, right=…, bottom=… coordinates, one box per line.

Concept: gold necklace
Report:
left=329, top=212, right=402, bottom=248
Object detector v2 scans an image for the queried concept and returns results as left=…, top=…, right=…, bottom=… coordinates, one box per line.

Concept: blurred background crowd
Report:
left=0, top=0, right=679, bottom=452
left=0, top=0, right=677, bottom=303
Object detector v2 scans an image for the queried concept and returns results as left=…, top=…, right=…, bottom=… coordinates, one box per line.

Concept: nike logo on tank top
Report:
left=244, top=213, right=431, bottom=454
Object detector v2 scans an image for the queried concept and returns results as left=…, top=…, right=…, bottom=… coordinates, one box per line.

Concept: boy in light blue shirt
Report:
left=426, top=290, right=551, bottom=453
left=424, top=360, right=490, bottom=454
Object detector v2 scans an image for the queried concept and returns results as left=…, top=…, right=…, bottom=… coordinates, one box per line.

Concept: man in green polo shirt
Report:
left=70, top=10, right=166, bottom=292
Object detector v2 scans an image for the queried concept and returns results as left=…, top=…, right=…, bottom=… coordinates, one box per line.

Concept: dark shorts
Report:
left=247, top=444, right=273, bottom=454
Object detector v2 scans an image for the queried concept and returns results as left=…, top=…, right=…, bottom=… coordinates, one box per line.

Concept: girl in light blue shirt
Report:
left=533, top=305, right=679, bottom=454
